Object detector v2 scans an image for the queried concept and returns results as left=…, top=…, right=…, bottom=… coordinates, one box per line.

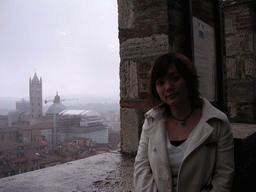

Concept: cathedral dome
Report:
left=47, top=103, right=66, bottom=114
left=46, top=93, right=66, bottom=114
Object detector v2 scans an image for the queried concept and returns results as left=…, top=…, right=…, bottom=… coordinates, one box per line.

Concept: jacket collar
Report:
left=143, top=98, right=229, bottom=167
left=200, top=98, right=229, bottom=123
left=144, top=97, right=229, bottom=126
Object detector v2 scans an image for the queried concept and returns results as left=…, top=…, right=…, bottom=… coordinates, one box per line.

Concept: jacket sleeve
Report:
left=208, top=120, right=234, bottom=192
left=134, top=120, right=158, bottom=192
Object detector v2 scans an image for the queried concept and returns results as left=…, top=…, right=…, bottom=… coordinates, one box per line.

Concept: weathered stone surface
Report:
left=225, top=32, right=254, bottom=56
left=118, top=0, right=135, bottom=29
left=224, top=2, right=256, bottom=123
left=231, top=123, right=256, bottom=191
left=120, top=60, right=138, bottom=100
left=226, top=57, right=237, bottom=79
left=232, top=123, right=256, bottom=139
left=228, top=102, right=237, bottom=118
left=0, top=152, right=135, bottom=192
left=120, top=108, right=139, bottom=154
left=244, top=58, right=255, bottom=77
left=120, top=34, right=169, bottom=59
left=225, top=18, right=236, bottom=34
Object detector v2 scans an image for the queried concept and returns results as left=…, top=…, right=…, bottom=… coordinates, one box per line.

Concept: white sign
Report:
left=193, top=17, right=216, bottom=102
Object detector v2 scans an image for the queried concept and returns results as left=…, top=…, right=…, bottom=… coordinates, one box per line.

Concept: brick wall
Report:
left=224, top=2, right=256, bottom=123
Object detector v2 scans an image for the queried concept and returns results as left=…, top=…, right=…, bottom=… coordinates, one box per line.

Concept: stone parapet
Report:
left=231, top=123, right=256, bottom=191
left=0, top=152, right=135, bottom=192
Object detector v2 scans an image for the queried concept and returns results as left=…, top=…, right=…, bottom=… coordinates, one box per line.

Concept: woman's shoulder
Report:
left=142, top=107, right=166, bottom=129
left=145, top=106, right=166, bottom=120
left=201, top=98, right=229, bottom=124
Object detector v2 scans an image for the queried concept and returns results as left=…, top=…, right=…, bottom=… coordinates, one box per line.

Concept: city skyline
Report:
left=0, top=1, right=120, bottom=98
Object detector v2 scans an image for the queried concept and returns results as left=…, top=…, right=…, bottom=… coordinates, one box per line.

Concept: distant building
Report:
left=7, top=99, right=30, bottom=127
left=0, top=140, right=62, bottom=178
left=57, top=110, right=109, bottom=144
left=8, top=111, right=19, bottom=127
left=16, top=99, right=30, bottom=124
left=29, top=73, right=43, bottom=125
left=108, top=129, right=120, bottom=150
left=0, top=116, right=8, bottom=129
left=0, top=122, right=63, bottom=178
left=20, top=112, right=30, bottom=123
left=54, top=137, right=97, bottom=162
left=16, top=99, right=29, bottom=113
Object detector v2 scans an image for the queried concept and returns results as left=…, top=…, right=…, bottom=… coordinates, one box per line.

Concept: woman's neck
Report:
left=169, top=101, right=192, bottom=120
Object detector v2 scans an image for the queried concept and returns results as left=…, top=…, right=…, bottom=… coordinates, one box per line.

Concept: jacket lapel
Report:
left=184, top=122, right=213, bottom=159
left=145, top=118, right=170, bottom=169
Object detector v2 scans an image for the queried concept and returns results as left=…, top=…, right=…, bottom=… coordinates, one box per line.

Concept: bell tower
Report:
left=29, top=73, right=43, bottom=125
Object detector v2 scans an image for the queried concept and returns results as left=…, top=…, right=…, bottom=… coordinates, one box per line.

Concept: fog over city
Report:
left=0, top=0, right=120, bottom=100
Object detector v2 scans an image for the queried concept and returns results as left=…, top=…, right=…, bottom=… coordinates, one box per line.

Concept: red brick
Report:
left=141, top=62, right=151, bottom=71
left=120, top=100, right=151, bottom=108
left=139, top=92, right=149, bottom=100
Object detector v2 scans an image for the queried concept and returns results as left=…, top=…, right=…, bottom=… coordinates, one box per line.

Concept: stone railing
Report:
left=0, top=151, right=134, bottom=192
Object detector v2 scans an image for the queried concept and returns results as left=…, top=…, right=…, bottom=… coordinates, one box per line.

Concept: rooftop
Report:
left=59, top=109, right=101, bottom=117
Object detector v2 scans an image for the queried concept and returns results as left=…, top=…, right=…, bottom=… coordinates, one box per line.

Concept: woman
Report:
left=134, top=53, right=234, bottom=192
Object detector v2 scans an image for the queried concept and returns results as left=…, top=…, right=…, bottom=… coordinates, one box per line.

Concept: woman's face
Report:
left=155, top=64, right=189, bottom=107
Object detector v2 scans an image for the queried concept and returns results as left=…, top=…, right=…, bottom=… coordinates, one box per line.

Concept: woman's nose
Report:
left=165, top=81, right=174, bottom=91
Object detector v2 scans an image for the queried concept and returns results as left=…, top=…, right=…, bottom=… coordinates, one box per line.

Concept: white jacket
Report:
left=134, top=98, right=234, bottom=192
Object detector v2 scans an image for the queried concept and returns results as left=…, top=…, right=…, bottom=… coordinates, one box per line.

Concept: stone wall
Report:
left=224, top=1, right=256, bottom=123
left=118, top=0, right=221, bottom=154
left=118, top=0, right=171, bottom=154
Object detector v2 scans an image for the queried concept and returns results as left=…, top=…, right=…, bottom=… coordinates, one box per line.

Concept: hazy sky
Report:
left=0, top=0, right=120, bottom=99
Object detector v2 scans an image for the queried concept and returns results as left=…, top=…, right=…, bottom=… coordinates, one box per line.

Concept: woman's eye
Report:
left=156, top=80, right=164, bottom=86
left=172, top=76, right=181, bottom=82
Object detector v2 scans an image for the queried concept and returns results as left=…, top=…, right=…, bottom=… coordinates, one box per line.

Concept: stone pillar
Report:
left=118, top=0, right=170, bottom=154
left=224, top=1, right=256, bottom=123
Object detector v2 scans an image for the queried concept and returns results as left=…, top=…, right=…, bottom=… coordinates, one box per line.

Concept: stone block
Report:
left=241, top=32, right=254, bottom=54
left=225, top=35, right=239, bottom=56
left=120, top=60, right=138, bottom=99
left=225, top=18, right=235, bottom=34
left=120, top=108, right=139, bottom=154
left=228, top=102, right=237, bottom=118
left=227, top=80, right=254, bottom=102
left=225, top=32, right=254, bottom=56
left=229, top=102, right=254, bottom=123
left=120, top=34, right=169, bottom=59
left=226, top=57, right=236, bottom=78
left=118, top=0, right=135, bottom=29
left=244, top=58, right=255, bottom=77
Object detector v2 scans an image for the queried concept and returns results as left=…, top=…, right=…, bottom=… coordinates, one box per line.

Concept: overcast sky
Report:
left=0, top=0, right=120, bottom=99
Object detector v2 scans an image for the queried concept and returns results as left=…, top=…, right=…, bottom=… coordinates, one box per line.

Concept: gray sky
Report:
left=0, top=0, right=119, bottom=99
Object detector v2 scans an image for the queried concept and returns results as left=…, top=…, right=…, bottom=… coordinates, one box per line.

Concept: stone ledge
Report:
left=231, top=123, right=256, bottom=139
left=0, top=151, right=135, bottom=192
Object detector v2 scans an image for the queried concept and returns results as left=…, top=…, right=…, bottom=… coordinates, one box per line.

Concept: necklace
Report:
left=170, top=109, right=194, bottom=126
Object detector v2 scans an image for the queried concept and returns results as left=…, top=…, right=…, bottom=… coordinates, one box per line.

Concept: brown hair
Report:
left=148, top=52, right=202, bottom=109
